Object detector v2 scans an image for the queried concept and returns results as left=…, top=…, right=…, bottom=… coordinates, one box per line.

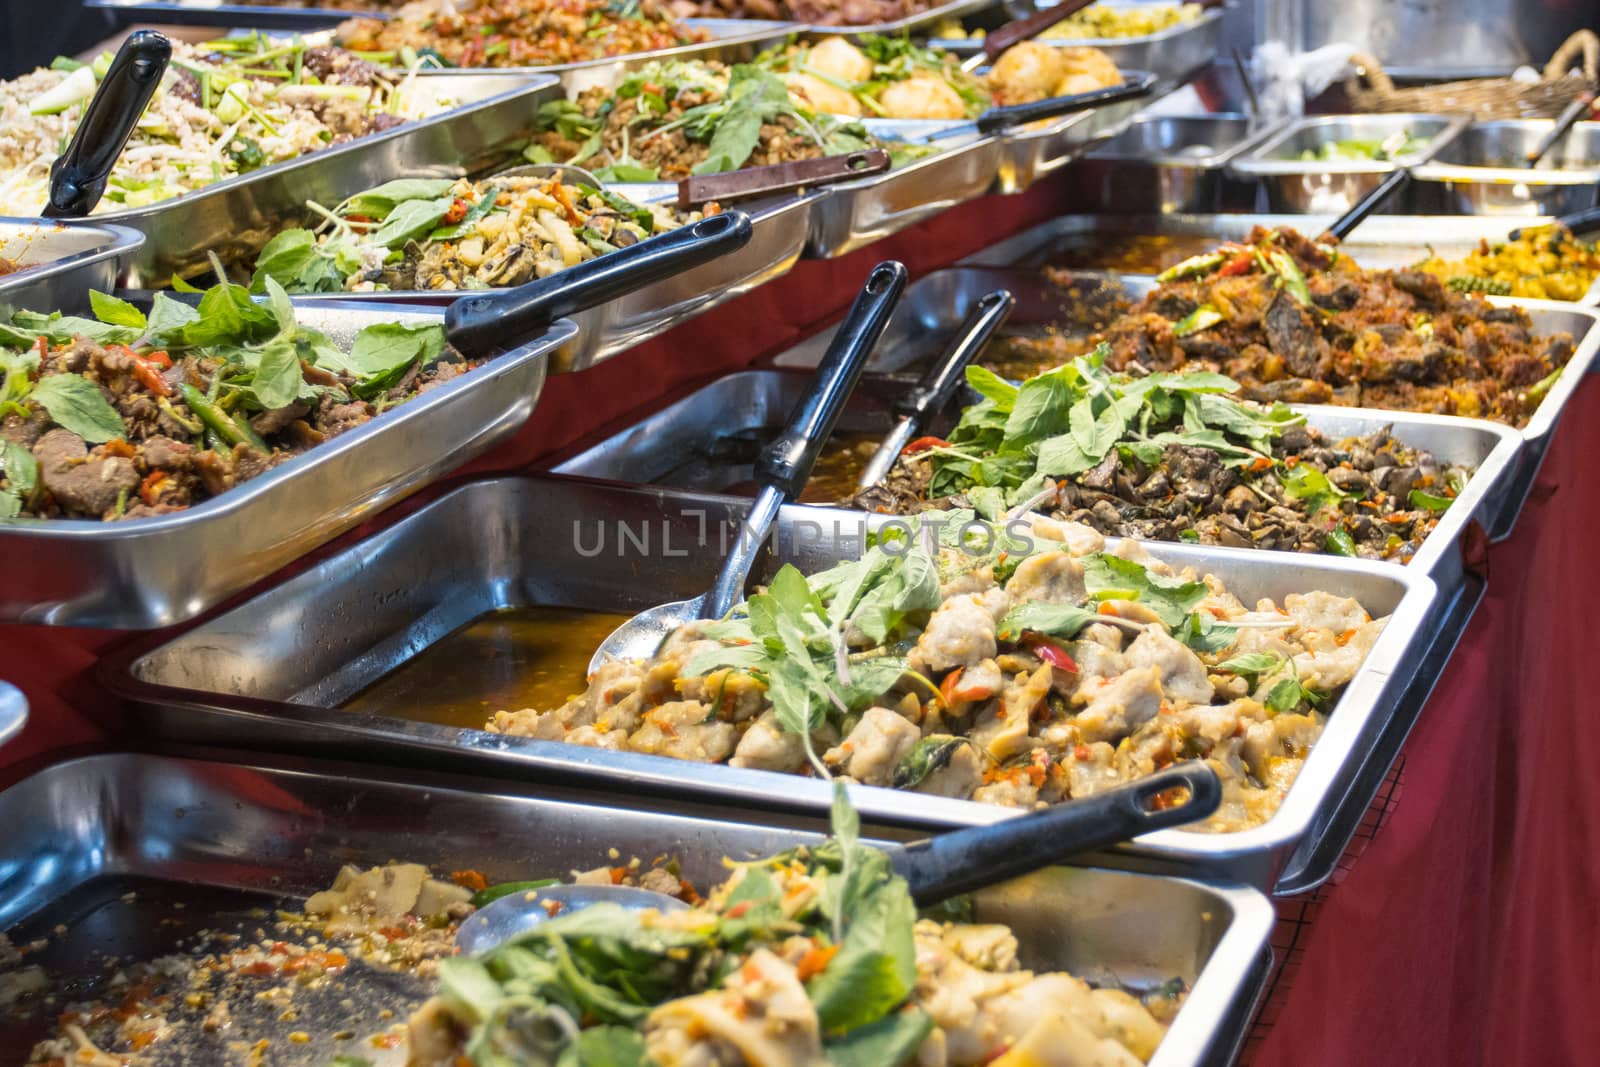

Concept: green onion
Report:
left=1172, top=305, right=1225, bottom=338
left=468, top=879, right=560, bottom=909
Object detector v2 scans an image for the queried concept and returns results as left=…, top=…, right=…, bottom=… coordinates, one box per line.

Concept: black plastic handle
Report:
left=1325, top=166, right=1412, bottom=241
left=894, top=289, right=1014, bottom=421
left=43, top=30, right=172, bottom=219
left=976, top=73, right=1157, bottom=135
left=1525, top=91, right=1594, bottom=167
left=1515, top=203, right=1600, bottom=241
left=981, top=0, right=1097, bottom=61
left=888, top=762, right=1222, bottom=905
left=756, top=261, right=908, bottom=497
left=444, top=210, right=754, bottom=357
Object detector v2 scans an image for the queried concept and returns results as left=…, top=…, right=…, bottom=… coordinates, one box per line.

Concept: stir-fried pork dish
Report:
left=251, top=173, right=707, bottom=293
left=1415, top=223, right=1600, bottom=302
left=670, top=0, right=942, bottom=27
left=492, top=512, right=1385, bottom=833
left=0, top=284, right=468, bottom=521
left=1085, top=226, right=1572, bottom=425
left=853, top=353, right=1472, bottom=562
left=16, top=823, right=1188, bottom=1066
left=0, top=36, right=424, bottom=215
left=335, top=0, right=710, bottom=69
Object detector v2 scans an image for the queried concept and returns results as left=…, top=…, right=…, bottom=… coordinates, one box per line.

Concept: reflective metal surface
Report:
left=0, top=751, right=1273, bottom=1067
left=0, top=305, right=575, bottom=629
left=85, top=0, right=365, bottom=30
left=805, top=0, right=1000, bottom=36
left=288, top=193, right=816, bottom=373
left=1301, top=0, right=1599, bottom=78
left=108, top=473, right=1438, bottom=892
left=993, top=71, right=1159, bottom=194
left=0, top=218, right=144, bottom=314
left=1071, top=114, right=1287, bottom=214
left=1413, top=121, right=1600, bottom=216
left=554, top=367, right=1522, bottom=598
left=1230, top=114, right=1470, bottom=213
left=0, top=682, right=25, bottom=749
left=102, top=74, right=567, bottom=286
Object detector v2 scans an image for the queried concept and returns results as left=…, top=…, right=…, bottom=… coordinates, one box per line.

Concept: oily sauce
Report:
left=1037, top=232, right=1224, bottom=273
left=340, top=606, right=631, bottom=728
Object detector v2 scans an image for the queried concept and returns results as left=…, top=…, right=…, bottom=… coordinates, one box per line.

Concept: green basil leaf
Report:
left=145, top=292, right=200, bottom=341
left=1408, top=488, right=1454, bottom=513
left=996, top=602, right=1096, bottom=642
left=892, top=736, right=968, bottom=790
left=30, top=374, right=126, bottom=443
left=3, top=439, right=39, bottom=498
left=963, top=365, right=1016, bottom=409
left=466, top=878, right=559, bottom=909
left=88, top=290, right=147, bottom=330
left=250, top=338, right=304, bottom=411
left=825, top=1008, right=934, bottom=1067
left=370, top=196, right=457, bottom=249
left=1265, top=676, right=1305, bottom=713
left=1215, top=651, right=1281, bottom=677
left=339, top=178, right=456, bottom=219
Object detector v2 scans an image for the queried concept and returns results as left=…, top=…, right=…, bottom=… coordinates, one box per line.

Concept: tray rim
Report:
left=1229, top=112, right=1472, bottom=176
left=0, top=218, right=145, bottom=298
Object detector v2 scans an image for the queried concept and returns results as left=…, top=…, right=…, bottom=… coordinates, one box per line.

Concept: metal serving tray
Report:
left=0, top=218, right=144, bottom=313
left=994, top=71, right=1159, bottom=195
left=1230, top=114, right=1470, bottom=214
left=1412, top=120, right=1600, bottom=217
left=1069, top=114, right=1287, bottom=214
left=85, top=0, right=374, bottom=31
left=804, top=0, right=1000, bottom=37
left=108, top=473, right=1438, bottom=893
left=97, top=74, right=565, bottom=286
left=0, top=681, right=25, bottom=749
left=0, top=304, right=576, bottom=629
left=0, top=751, right=1274, bottom=1067
left=930, top=1, right=1224, bottom=91
left=286, top=192, right=816, bottom=373
left=553, top=367, right=1521, bottom=598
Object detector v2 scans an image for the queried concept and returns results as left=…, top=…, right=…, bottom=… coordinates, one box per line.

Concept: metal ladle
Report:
left=456, top=761, right=1221, bottom=955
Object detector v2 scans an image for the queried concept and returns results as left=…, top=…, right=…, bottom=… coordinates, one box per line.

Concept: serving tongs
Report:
left=912, top=73, right=1158, bottom=144
left=676, top=149, right=891, bottom=210
left=857, top=288, right=1016, bottom=490
left=1510, top=203, right=1600, bottom=240
left=1524, top=90, right=1596, bottom=168
left=42, top=30, right=171, bottom=219
left=587, top=260, right=909, bottom=675
left=457, top=761, right=1222, bottom=954
left=957, top=0, right=1100, bottom=73
left=1323, top=164, right=1414, bottom=241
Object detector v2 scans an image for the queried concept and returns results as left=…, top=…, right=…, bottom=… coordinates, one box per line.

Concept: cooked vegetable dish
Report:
left=1090, top=226, right=1573, bottom=425
left=1415, top=223, right=1600, bottom=302
left=0, top=36, right=425, bottom=216
left=937, top=3, right=1204, bottom=40
left=18, top=826, right=1190, bottom=1066
left=1296, top=131, right=1428, bottom=162
left=670, top=0, right=941, bottom=28
left=335, top=0, right=710, bottom=69
left=0, top=283, right=469, bottom=521
left=853, top=353, right=1473, bottom=563
left=491, top=511, right=1386, bottom=833
left=251, top=173, right=706, bottom=292
left=528, top=59, right=924, bottom=180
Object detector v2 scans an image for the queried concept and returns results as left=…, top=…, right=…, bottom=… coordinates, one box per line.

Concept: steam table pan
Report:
left=0, top=303, right=575, bottom=629
left=1412, top=120, right=1600, bottom=217
left=0, top=218, right=144, bottom=313
left=106, top=473, right=1437, bottom=894
left=0, top=750, right=1273, bottom=1067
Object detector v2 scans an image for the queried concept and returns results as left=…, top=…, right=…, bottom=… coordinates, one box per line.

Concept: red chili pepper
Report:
left=1025, top=636, right=1079, bottom=673
left=939, top=667, right=964, bottom=706
left=901, top=435, right=948, bottom=456
left=33, top=336, right=49, bottom=360
left=443, top=198, right=470, bottom=225
left=1216, top=249, right=1255, bottom=277
left=130, top=358, right=171, bottom=397
left=138, top=470, right=167, bottom=507
left=143, top=350, right=172, bottom=369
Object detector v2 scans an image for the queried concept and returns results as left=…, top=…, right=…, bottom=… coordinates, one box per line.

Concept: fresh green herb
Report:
left=1176, top=610, right=1238, bottom=653
left=892, top=735, right=969, bottom=790
left=996, top=602, right=1097, bottom=642
left=1172, top=305, right=1225, bottom=337
left=1408, top=488, right=1454, bottom=513
left=1081, top=552, right=1209, bottom=629
left=30, top=375, right=126, bottom=443
left=1325, top=529, right=1358, bottom=556
left=1282, top=464, right=1346, bottom=515
left=468, top=879, right=561, bottom=909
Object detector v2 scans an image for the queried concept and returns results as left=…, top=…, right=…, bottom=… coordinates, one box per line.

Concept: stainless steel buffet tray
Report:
left=1230, top=114, right=1470, bottom=214
left=100, top=74, right=566, bottom=286
left=552, top=367, right=1521, bottom=597
left=287, top=193, right=817, bottom=373
left=994, top=71, right=1159, bottom=194
left=930, top=1, right=1225, bottom=91
left=1412, top=120, right=1600, bottom=217
left=0, top=304, right=576, bottom=629
left=85, top=0, right=372, bottom=30
left=0, top=218, right=144, bottom=313
left=1069, top=114, right=1287, bottom=214
left=107, top=473, right=1438, bottom=893
left=803, top=0, right=1000, bottom=36
left=0, top=751, right=1274, bottom=1067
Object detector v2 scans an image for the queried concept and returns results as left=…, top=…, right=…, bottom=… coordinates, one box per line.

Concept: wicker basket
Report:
left=1346, top=30, right=1598, bottom=120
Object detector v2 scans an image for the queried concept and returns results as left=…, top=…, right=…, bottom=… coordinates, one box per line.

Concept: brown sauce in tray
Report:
left=341, top=606, right=631, bottom=728
left=800, top=431, right=884, bottom=503
left=1036, top=232, right=1230, bottom=273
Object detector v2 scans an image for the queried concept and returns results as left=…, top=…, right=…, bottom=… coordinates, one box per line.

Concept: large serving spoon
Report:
left=444, top=210, right=752, bottom=357
left=587, top=261, right=909, bottom=676
left=457, top=761, right=1221, bottom=954
left=914, top=74, right=1157, bottom=144
left=42, top=30, right=171, bottom=219
left=856, top=288, right=1016, bottom=491
left=958, top=0, right=1099, bottom=73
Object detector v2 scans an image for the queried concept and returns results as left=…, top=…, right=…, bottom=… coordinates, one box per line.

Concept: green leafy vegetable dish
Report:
left=0, top=277, right=470, bottom=521
left=1296, top=131, right=1429, bottom=163
left=409, top=785, right=1183, bottom=1067
left=490, top=511, right=1389, bottom=834
left=853, top=345, right=1474, bottom=563
left=525, top=59, right=935, bottom=182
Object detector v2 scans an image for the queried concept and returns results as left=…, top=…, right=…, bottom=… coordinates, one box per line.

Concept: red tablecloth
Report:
left=4, top=182, right=1599, bottom=1066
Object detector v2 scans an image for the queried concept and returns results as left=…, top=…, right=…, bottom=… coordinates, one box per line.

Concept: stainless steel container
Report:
left=85, top=0, right=362, bottom=30
left=0, top=750, right=1275, bottom=1067
left=1068, top=114, right=1286, bottom=214
left=285, top=193, right=818, bottom=374
left=106, top=472, right=1438, bottom=893
left=0, top=681, right=25, bottom=748
left=1413, top=120, right=1600, bottom=216
left=98, top=74, right=567, bottom=285
left=553, top=367, right=1521, bottom=597
left=805, top=0, right=1001, bottom=35
left=0, top=218, right=144, bottom=313
left=0, top=304, right=576, bottom=629
left=1230, top=114, right=1469, bottom=213
left=994, top=72, right=1159, bottom=195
